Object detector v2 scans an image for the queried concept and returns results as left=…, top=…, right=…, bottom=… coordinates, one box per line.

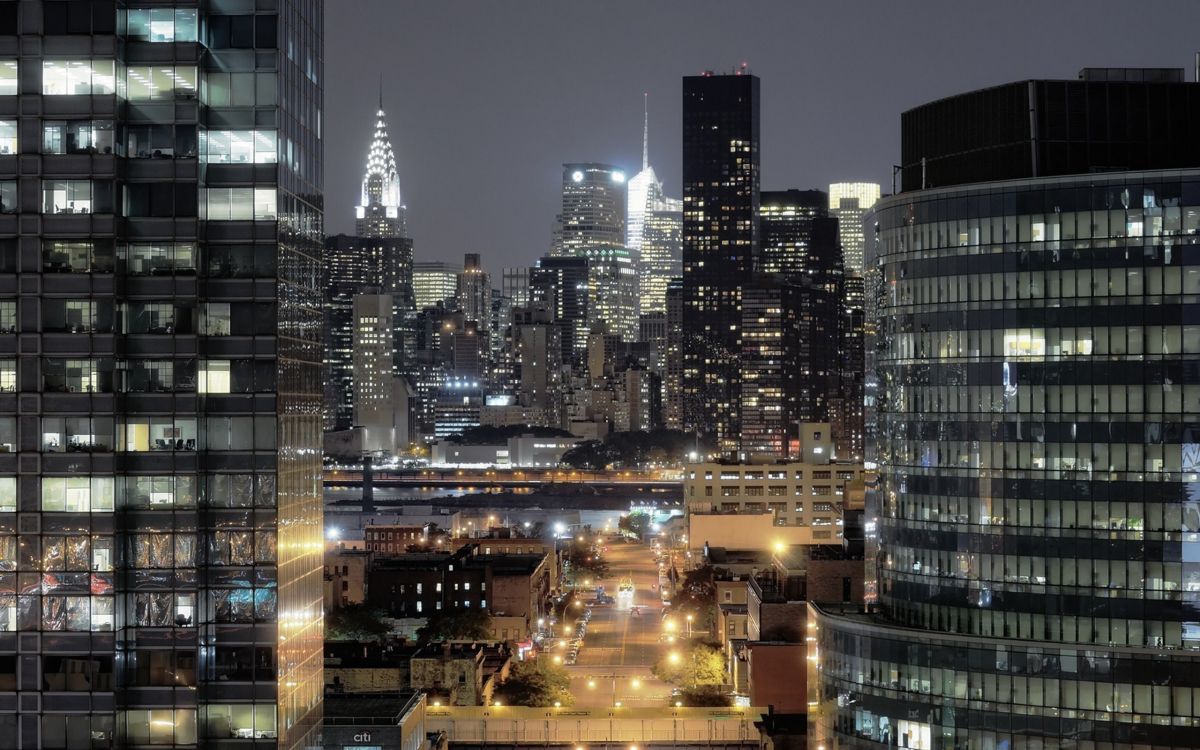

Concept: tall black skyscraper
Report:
left=530, top=255, right=590, bottom=364
left=681, top=70, right=760, bottom=453
left=739, top=190, right=844, bottom=457
left=0, top=3, right=325, bottom=749
left=813, top=67, right=1200, bottom=750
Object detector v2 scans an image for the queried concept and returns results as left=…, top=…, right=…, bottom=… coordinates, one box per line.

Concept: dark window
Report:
left=0, top=2, right=16, bottom=35
left=842, top=577, right=852, bottom=602
left=209, top=14, right=274, bottom=49
left=43, top=1, right=112, bottom=35
left=124, top=184, right=195, bottom=218
left=254, top=15, right=276, bottom=48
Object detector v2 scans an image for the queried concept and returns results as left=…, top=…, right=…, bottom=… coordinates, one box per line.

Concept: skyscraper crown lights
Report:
left=359, top=107, right=404, bottom=216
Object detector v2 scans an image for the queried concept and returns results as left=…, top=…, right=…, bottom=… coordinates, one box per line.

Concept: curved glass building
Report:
left=814, top=69, right=1200, bottom=750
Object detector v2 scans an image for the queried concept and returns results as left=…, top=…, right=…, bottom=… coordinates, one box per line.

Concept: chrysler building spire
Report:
left=356, top=101, right=408, bottom=238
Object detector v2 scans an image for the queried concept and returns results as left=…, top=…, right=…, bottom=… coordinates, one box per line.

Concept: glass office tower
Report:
left=813, top=70, right=1200, bottom=749
left=0, top=2, right=325, bottom=748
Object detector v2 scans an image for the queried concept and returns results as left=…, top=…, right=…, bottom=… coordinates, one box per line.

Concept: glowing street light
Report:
left=630, top=678, right=642, bottom=689
left=669, top=651, right=681, bottom=665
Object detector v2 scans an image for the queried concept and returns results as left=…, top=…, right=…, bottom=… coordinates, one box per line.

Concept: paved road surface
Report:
left=561, top=535, right=677, bottom=708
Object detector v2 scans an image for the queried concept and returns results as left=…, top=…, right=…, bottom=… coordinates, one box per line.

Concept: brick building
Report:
left=409, top=643, right=512, bottom=706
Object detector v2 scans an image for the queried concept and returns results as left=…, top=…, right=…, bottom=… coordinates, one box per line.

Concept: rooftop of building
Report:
left=324, top=641, right=420, bottom=668
left=905, top=67, right=1191, bottom=114
left=324, top=692, right=424, bottom=725
left=473, top=553, right=547, bottom=575
left=411, top=642, right=508, bottom=663
left=705, top=547, right=772, bottom=566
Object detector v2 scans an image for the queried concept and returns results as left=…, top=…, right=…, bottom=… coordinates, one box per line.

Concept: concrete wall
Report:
left=689, top=513, right=818, bottom=553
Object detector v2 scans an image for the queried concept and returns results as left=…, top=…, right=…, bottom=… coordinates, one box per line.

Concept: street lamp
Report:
left=669, top=651, right=681, bottom=665
left=686, top=614, right=694, bottom=637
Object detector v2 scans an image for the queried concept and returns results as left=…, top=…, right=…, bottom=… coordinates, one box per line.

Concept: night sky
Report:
left=324, top=0, right=1199, bottom=275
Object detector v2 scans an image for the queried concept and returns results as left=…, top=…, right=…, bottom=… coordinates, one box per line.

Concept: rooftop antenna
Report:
left=378, top=73, right=383, bottom=112
left=642, top=92, right=649, bottom=171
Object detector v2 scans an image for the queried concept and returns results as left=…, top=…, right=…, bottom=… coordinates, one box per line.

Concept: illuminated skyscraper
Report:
left=582, top=245, right=638, bottom=342
left=627, top=94, right=661, bottom=253
left=552, top=162, right=627, bottom=257
left=356, top=100, right=408, bottom=239
left=628, top=95, right=682, bottom=316
left=682, top=70, right=759, bottom=452
left=639, top=200, right=682, bottom=315
left=828, top=181, right=880, bottom=274
left=456, top=252, right=491, bottom=325
left=0, top=3, right=324, bottom=748
left=412, top=261, right=459, bottom=310
left=530, top=255, right=590, bottom=362
left=325, top=102, right=414, bottom=430
left=813, top=67, right=1200, bottom=750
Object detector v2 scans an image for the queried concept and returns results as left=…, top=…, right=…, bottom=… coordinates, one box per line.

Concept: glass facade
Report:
left=814, top=168, right=1200, bottom=749
left=0, top=2, right=325, bottom=749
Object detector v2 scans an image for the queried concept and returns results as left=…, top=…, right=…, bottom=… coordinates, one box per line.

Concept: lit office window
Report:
left=44, top=240, right=115, bottom=273
left=120, top=709, right=197, bottom=746
left=0, top=182, right=13, bottom=214
left=0, top=120, right=15, bottom=154
left=121, top=243, right=196, bottom=275
left=0, top=477, right=13, bottom=511
left=42, top=60, right=116, bottom=95
left=200, top=130, right=276, bottom=163
left=124, top=65, right=197, bottom=100
left=119, top=418, right=197, bottom=452
left=42, top=358, right=111, bottom=393
left=0, top=61, right=15, bottom=95
left=203, top=188, right=277, bottom=220
left=198, top=361, right=231, bottom=393
left=41, top=476, right=115, bottom=512
left=42, top=595, right=114, bottom=631
left=123, top=476, right=197, bottom=508
left=42, top=180, right=111, bottom=214
left=122, top=8, right=198, bottom=42
left=40, top=416, right=113, bottom=452
left=43, top=120, right=115, bottom=155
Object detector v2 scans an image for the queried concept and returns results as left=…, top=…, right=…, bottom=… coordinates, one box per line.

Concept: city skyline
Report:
left=323, top=0, right=1200, bottom=274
